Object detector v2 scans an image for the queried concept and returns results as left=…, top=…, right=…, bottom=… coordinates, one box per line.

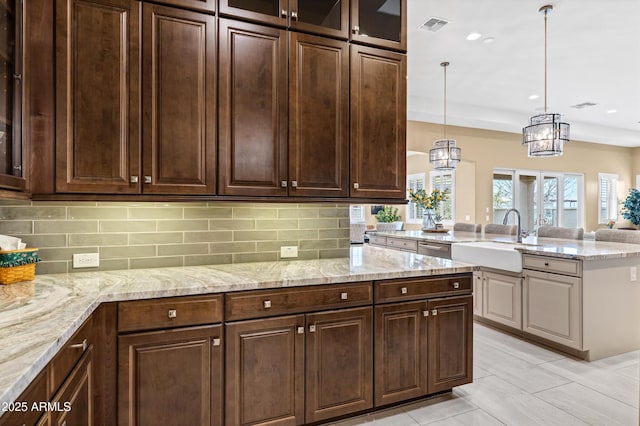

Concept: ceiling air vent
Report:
left=419, top=17, right=450, bottom=32
left=570, top=102, right=597, bottom=109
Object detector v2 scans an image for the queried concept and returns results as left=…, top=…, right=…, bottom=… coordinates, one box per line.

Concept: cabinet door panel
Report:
left=473, top=272, right=483, bottom=317
left=290, top=0, right=349, bottom=39
left=350, top=0, right=407, bottom=51
left=218, top=19, right=287, bottom=196
left=118, top=325, right=222, bottom=426
left=51, top=347, right=93, bottom=426
left=427, top=295, right=473, bottom=393
left=225, top=315, right=304, bottom=426
left=219, top=0, right=287, bottom=27
left=289, top=32, right=348, bottom=197
left=374, top=301, right=427, bottom=406
left=483, top=272, right=522, bottom=329
left=143, top=4, right=216, bottom=194
left=305, top=307, right=373, bottom=423
left=350, top=45, right=406, bottom=199
left=523, top=269, right=582, bottom=349
left=151, top=0, right=215, bottom=13
left=55, top=0, right=141, bottom=193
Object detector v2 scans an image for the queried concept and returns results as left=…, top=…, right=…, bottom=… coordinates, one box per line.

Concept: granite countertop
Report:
left=0, top=245, right=474, bottom=409
left=371, top=230, right=640, bottom=261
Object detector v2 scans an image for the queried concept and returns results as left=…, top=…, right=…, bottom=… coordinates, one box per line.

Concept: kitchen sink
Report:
left=451, top=241, right=524, bottom=273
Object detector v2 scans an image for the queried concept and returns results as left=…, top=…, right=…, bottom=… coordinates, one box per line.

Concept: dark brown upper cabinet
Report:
left=350, top=0, right=407, bottom=51
left=350, top=44, right=406, bottom=199
left=219, top=0, right=349, bottom=39
left=142, top=4, right=216, bottom=194
left=150, top=0, right=215, bottom=13
left=55, top=0, right=141, bottom=194
left=0, top=0, right=26, bottom=192
left=288, top=32, right=349, bottom=197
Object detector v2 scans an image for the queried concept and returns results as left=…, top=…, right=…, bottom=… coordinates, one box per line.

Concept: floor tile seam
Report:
left=405, top=402, right=477, bottom=425
left=474, top=336, right=564, bottom=366
left=481, top=366, right=572, bottom=395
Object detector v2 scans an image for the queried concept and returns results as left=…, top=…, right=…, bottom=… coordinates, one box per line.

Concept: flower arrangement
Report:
left=606, top=220, right=615, bottom=229
left=408, top=188, right=449, bottom=211
left=621, top=189, right=640, bottom=227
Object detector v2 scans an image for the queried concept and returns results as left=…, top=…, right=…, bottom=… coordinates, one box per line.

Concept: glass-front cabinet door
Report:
left=351, top=0, right=406, bottom=51
left=219, top=0, right=349, bottom=38
left=0, top=0, right=25, bottom=191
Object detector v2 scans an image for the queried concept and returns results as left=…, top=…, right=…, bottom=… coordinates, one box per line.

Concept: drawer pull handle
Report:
left=401, top=287, right=408, bottom=294
left=421, top=244, right=447, bottom=251
left=423, top=310, right=429, bottom=317
left=431, top=309, right=438, bottom=316
left=453, top=282, right=460, bottom=289
left=212, top=338, right=221, bottom=346
left=297, top=326, right=304, bottom=334
left=70, top=338, right=88, bottom=352
left=309, top=325, right=316, bottom=333
left=168, top=309, right=177, bottom=319
left=263, top=300, right=272, bottom=309
left=340, top=292, right=348, bottom=300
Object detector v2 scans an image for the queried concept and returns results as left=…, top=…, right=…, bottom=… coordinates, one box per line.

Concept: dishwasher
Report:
left=417, top=241, right=452, bottom=259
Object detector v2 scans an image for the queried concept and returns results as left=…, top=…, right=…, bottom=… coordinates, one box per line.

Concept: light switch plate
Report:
left=280, top=246, right=298, bottom=258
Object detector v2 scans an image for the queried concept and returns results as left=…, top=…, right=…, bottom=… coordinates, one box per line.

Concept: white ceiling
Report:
left=407, top=0, right=640, bottom=147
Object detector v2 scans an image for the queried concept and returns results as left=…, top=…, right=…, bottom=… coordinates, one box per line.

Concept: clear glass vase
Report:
left=422, top=210, right=436, bottom=231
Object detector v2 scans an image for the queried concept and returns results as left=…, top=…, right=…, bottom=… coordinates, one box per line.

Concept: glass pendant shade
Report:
left=522, top=113, right=570, bottom=157
left=429, top=139, right=461, bottom=170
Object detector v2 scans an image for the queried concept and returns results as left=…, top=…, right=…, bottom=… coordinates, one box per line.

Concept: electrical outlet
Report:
left=465, top=215, right=471, bottom=221
left=280, top=246, right=298, bottom=258
left=73, top=253, right=100, bottom=268
left=631, top=266, right=637, bottom=282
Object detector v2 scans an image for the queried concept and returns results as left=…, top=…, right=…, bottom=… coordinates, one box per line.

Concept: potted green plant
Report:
left=621, top=188, right=640, bottom=228
left=375, top=206, right=402, bottom=232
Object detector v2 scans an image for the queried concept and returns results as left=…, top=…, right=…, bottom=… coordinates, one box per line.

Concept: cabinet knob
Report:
left=422, top=310, right=429, bottom=317
left=353, top=182, right=359, bottom=189
left=263, top=300, right=272, bottom=309
left=297, top=326, right=304, bottom=334
left=144, top=175, right=152, bottom=184
left=69, top=338, right=88, bottom=352
left=340, top=292, right=348, bottom=300
left=281, top=180, right=288, bottom=188
left=453, top=282, right=460, bottom=289
left=168, top=309, right=177, bottom=318
left=130, top=176, right=139, bottom=183
left=291, top=180, right=298, bottom=188
left=352, top=25, right=360, bottom=34
left=291, top=10, right=298, bottom=20
left=544, top=262, right=550, bottom=267
left=213, top=338, right=221, bottom=346
left=431, top=309, right=438, bottom=316
left=309, top=324, right=316, bottom=333
left=401, top=287, right=408, bottom=295
left=281, top=9, right=288, bottom=18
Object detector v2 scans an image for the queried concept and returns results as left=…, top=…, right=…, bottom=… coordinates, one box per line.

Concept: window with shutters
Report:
left=598, top=173, right=618, bottom=224
left=406, top=173, right=425, bottom=223
left=430, top=171, right=455, bottom=223
left=349, top=205, right=365, bottom=222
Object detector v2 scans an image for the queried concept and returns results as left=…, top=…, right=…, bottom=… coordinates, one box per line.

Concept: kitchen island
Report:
left=0, top=245, right=474, bottom=425
left=372, top=229, right=640, bottom=361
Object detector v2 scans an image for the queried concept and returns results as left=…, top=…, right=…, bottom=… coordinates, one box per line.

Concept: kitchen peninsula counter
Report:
left=0, top=245, right=474, bottom=409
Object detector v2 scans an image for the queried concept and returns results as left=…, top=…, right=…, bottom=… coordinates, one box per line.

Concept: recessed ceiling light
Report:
left=529, top=94, right=539, bottom=100
left=482, top=37, right=495, bottom=44
left=466, top=32, right=482, bottom=41
left=607, top=109, right=617, bottom=114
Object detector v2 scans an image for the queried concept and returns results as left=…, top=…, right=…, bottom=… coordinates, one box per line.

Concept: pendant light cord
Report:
left=544, top=8, right=548, bottom=114
left=441, top=62, right=449, bottom=139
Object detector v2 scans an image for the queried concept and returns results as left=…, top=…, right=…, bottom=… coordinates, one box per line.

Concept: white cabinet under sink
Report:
left=473, top=270, right=522, bottom=330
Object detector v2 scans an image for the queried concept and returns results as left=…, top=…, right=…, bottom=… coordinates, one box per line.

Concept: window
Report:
left=406, top=173, right=425, bottom=223
left=430, top=170, right=455, bottom=223
left=493, top=171, right=514, bottom=224
left=349, top=205, right=365, bottom=222
left=598, top=173, right=618, bottom=224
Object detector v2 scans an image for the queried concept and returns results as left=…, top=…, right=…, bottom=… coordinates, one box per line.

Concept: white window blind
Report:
left=430, top=171, right=455, bottom=222
left=350, top=205, right=365, bottom=222
left=598, top=173, right=618, bottom=223
left=406, top=173, right=426, bottom=223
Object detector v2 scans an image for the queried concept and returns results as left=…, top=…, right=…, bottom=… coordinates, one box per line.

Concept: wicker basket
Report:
left=0, top=248, right=40, bottom=285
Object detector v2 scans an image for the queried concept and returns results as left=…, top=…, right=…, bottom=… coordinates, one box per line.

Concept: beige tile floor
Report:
left=328, top=323, right=640, bottom=426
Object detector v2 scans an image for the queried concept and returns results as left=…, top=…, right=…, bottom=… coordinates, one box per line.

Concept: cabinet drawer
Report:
left=375, top=275, right=472, bottom=303
left=50, top=315, right=93, bottom=396
left=226, top=282, right=372, bottom=321
left=522, top=255, right=581, bottom=277
left=118, top=294, right=223, bottom=333
left=387, top=237, right=417, bottom=252
left=369, top=235, right=387, bottom=246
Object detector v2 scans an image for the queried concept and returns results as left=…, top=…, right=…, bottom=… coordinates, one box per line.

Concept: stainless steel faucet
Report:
left=502, top=208, right=522, bottom=243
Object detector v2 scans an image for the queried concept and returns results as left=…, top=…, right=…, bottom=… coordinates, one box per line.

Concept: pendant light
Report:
left=429, top=61, right=461, bottom=170
left=522, top=4, right=570, bottom=157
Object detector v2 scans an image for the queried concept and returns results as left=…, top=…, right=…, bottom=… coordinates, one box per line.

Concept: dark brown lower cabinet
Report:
left=305, top=307, right=373, bottom=423
left=50, top=346, right=94, bottom=426
left=374, top=301, right=428, bottom=406
left=118, top=325, right=223, bottom=426
left=427, top=295, right=473, bottom=393
left=225, top=315, right=305, bottom=426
